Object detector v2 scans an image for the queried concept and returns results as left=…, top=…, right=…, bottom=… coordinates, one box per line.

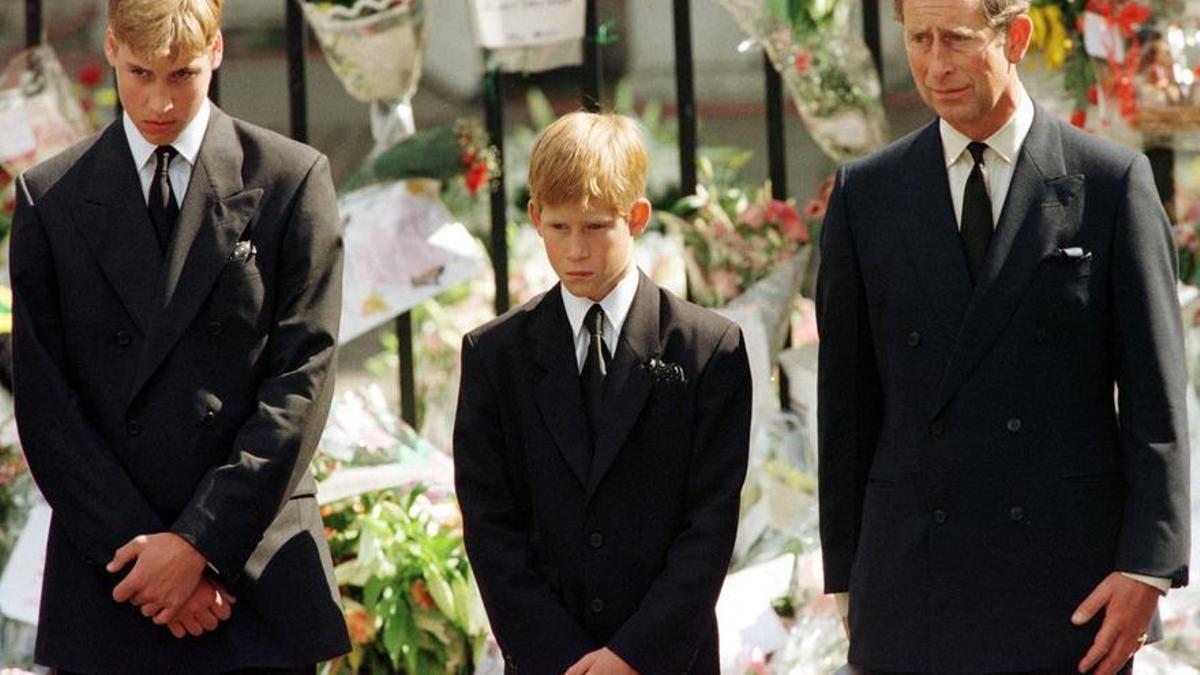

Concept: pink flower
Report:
left=1173, top=224, right=1195, bottom=248
left=794, top=49, right=812, bottom=74
left=740, top=204, right=765, bottom=229
left=766, top=200, right=809, bottom=242
left=803, top=198, right=826, bottom=222
left=709, top=270, right=741, bottom=302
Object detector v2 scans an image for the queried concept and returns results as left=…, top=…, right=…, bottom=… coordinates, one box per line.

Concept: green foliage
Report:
left=324, top=486, right=488, bottom=674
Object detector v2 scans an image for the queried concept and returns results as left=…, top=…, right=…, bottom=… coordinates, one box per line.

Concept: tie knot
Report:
left=155, top=145, right=177, bottom=168
left=967, top=141, right=988, bottom=166
left=584, top=304, right=605, bottom=338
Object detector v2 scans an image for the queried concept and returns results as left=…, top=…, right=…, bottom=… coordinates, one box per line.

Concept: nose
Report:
left=148, top=82, right=174, bottom=115
left=928, top=41, right=954, bottom=81
left=566, top=230, right=588, bottom=260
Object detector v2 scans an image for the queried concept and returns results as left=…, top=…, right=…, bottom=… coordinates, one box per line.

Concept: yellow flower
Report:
left=1031, top=5, right=1072, bottom=70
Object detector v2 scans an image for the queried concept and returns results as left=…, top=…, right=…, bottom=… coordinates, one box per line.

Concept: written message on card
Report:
left=471, top=0, right=585, bottom=49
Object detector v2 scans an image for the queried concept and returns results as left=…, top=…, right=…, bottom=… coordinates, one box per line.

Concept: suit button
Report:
left=207, top=320, right=223, bottom=336
left=930, top=421, right=944, bottom=437
left=590, top=598, right=604, bottom=613
left=1006, top=418, right=1022, bottom=433
left=1010, top=506, right=1025, bottom=522
left=906, top=331, right=921, bottom=347
left=126, top=420, right=142, bottom=437
left=933, top=509, right=947, bottom=524
left=114, top=330, right=133, bottom=347
left=1035, top=328, right=1048, bottom=344
left=203, top=408, right=217, bottom=423
left=589, top=532, right=603, bottom=549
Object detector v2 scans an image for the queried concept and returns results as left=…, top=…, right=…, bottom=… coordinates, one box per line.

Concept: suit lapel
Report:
left=126, top=107, right=263, bottom=408
left=586, top=272, right=658, bottom=503
left=532, top=287, right=593, bottom=489
left=929, top=106, right=1083, bottom=419
left=72, top=123, right=164, bottom=333
left=894, top=122, right=973, bottom=340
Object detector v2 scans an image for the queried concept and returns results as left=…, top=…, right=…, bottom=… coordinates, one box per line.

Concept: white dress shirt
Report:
left=123, top=98, right=211, bottom=207
left=941, top=86, right=1034, bottom=229
left=561, top=262, right=639, bottom=373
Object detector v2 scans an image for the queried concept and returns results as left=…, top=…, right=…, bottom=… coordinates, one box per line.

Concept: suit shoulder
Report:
left=1056, top=119, right=1143, bottom=178
left=659, top=287, right=741, bottom=348
left=229, top=116, right=325, bottom=178
left=464, top=291, right=548, bottom=352
left=19, top=129, right=105, bottom=200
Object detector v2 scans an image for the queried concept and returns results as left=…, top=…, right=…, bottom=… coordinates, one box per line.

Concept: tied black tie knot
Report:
left=967, top=141, right=988, bottom=167
left=148, top=145, right=180, bottom=252
left=961, top=141, right=993, bottom=286
left=581, top=303, right=611, bottom=445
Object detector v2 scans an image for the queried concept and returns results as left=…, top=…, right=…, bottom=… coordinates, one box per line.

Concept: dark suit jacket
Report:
left=816, top=105, right=1190, bottom=672
left=453, top=272, right=751, bottom=674
left=10, top=106, right=351, bottom=673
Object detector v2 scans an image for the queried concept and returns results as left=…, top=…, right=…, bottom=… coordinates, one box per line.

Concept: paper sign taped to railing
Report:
left=471, top=0, right=586, bottom=49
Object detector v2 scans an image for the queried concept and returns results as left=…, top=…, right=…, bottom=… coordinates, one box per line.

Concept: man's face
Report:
left=902, top=0, right=1031, bottom=139
left=530, top=198, right=650, bottom=302
left=105, top=30, right=223, bottom=146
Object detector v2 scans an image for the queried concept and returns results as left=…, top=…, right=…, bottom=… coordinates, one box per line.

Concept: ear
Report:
left=628, top=198, right=652, bottom=237
left=528, top=200, right=543, bottom=236
left=209, top=30, right=225, bottom=70
left=1005, top=15, right=1033, bottom=63
left=104, top=28, right=119, bottom=69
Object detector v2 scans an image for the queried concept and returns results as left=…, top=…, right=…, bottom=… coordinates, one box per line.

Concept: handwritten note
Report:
left=471, top=0, right=585, bottom=49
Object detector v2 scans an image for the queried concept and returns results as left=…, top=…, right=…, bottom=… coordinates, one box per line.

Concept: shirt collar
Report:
left=123, top=98, right=211, bottom=171
left=561, top=262, right=640, bottom=343
left=940, top=86, right=1034, bottom=167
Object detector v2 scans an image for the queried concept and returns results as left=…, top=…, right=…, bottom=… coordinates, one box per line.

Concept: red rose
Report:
left=793, top=49, right=812, bottom=75
left=1070, top=109, right=1087, bottom=128
left=465, top=161, right=488, bottom=196
left=410, top=578, right=437, bottom=610
left=78, top=63, right=104, bottom=87
left=1088, top=85, right=1098, bottom=105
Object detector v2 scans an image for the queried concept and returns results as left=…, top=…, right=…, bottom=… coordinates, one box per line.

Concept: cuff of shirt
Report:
left=1120, top=571, right=1170, bottom=595
left=834, top=592, right=850, bottom=618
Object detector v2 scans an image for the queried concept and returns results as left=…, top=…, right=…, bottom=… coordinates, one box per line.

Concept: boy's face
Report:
left=105, top=29, right=223, bottom=146
left=530, top=198, right=651, bottom=302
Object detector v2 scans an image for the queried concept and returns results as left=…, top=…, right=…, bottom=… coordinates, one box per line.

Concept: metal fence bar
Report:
left=582, top=0, right=601, bottom=112
left=285, top=0, right=309, bottom=144
left=25, top=0, right=42, bottom=47
left=672, top=0, right=697, bottom=198
left=863, top=0, right=884, bottom=85
left=763, top=53, right=792, bottom=411
left=485, top=70, right=510, bottom=315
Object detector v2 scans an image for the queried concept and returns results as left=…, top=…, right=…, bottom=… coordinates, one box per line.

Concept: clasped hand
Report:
left=108, top=532, right=236, bottom=638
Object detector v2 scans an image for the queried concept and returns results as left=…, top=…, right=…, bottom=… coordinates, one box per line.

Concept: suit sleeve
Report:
left=1110, top=153, right=1190, bottom=587
left=453, top=333, right=597, bottom=671
left=607, top=323, right=751, bottom=673
left=9, top=174, right=166, bottom=566
left=170, top=154, right=343, bottom=582
left=815, top=165, right=885, bottom=593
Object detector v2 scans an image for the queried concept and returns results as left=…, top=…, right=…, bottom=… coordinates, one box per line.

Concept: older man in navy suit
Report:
left=817, top=0, right=1189, bottom=673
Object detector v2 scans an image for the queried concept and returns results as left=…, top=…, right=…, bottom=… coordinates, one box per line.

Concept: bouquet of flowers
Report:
left=342, top=118, right=498, bottom=197
left=313, top=386, right=489, bottom=674
left=718, top=0, right=887, bottom=161
left=656, top=152, right=825, bottom=308
left=300, top=0, right=426, bottom=150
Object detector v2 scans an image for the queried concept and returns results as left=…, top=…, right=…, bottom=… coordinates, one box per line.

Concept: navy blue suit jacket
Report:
left=817, top=106, right=1189, bottom=672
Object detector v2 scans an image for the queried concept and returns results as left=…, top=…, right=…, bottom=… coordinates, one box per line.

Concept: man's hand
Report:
left=164, top=577, right=237, bottom=639
left=564, top=648, right=639, bottom=675
left=108, top=532, right=207, bottom=624
left=1073, top=572, right=1161, bottom=674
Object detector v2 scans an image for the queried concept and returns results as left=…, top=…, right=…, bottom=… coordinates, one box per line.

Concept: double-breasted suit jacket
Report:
left=817, top=105, right=1190, bottom=672
left=10, top=106, right=351, bottom=673
left=453, top=272, right=751, bottom=674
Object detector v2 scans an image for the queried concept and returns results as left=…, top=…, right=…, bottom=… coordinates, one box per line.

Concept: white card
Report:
left=1083, top=11, right=1126, bottom=63
left=471, top=0, right=586, bottom=49
left=0, top=109, right=37, bottom=164
left=0, top=501, right=50, bottom=626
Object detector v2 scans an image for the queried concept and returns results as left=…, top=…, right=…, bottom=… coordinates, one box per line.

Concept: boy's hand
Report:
left=164, top=577, right=237, bottom=638
left=564, top=648, right=638, bottom=675
left=108, top=532, right=207, bottom=624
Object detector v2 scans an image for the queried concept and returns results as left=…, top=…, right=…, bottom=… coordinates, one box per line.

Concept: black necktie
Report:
left=148, top=145, right=179, bottom=252
left=580, top=303, right=611, bottom=443
left=961, top=141, right=993, bottom=285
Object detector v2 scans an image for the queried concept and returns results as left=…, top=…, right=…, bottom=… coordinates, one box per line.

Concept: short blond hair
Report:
left=528, top=111, right=647, bottom=216
left=108, top=0, right=223, bottom=61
